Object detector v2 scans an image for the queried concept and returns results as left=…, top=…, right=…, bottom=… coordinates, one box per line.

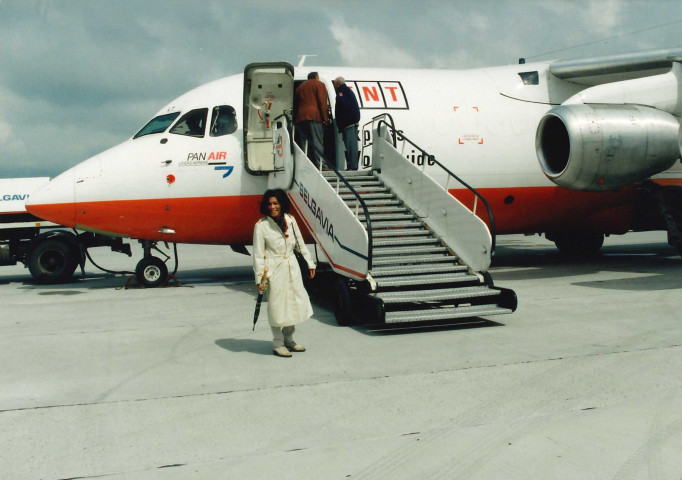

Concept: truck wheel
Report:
left=135, top=256, right=168, bottom=288
left=333, top=277, right=353, bottom=326
left=28, top=239, right=79, bottom=284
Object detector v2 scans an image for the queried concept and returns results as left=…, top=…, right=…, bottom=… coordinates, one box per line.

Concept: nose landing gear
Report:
left=134, top=240, right=173, bottom=288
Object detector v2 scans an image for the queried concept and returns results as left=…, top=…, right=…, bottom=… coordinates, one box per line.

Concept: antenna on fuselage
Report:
left=297, top=55, right=317, bottom=67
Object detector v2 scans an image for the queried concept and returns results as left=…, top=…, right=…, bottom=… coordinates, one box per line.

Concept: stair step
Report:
left=370, top=220, right=421, bottom=229
left=372, top=236, right=438, bottom=247
left=340, top=192, right=395, bottom=200
left=371, top=228, right=432, bottom=238
left=375, top=272, right=479, bottom=288
left=362, top=206, right=408, bottom=214
left=361, top=213, right=415, bottom=222
left=322, top=170, right=374, bottom=179
left=342, top=178, right=383, bottom=185
left=384, top=305, right=513, bottom=324
left=328, top=179, right=383, bottom=190
left=357, top=199, right=402, bottom=207
left=371, top=254, right=456, bottom=266
left=377, top=286, right=497, bottom=304
left=373, top=245, right=448, bottom=256
left=370, top=263, right=467, bottom=277
left=339, top=185, right=390, bottom=193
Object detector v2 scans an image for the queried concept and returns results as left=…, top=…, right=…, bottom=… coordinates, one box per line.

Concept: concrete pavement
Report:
left=1, top=232, right=681, bottom=479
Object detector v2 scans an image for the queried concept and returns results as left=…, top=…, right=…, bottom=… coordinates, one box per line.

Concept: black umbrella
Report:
left=252, top=268, right=268, bottom=330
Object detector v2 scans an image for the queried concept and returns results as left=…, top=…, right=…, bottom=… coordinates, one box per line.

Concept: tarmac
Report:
left=1, top=231, right=681, bottom=480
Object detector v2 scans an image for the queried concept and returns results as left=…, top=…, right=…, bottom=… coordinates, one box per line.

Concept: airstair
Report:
left=268, top=113, right=516, bottom=326
left=325, top=168, right=516, bottom=325
left=243, top=63, right=515, bottom=327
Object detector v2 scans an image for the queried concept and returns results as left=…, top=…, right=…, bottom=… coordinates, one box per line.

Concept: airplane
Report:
left=25, top=48, right=682, bottom=323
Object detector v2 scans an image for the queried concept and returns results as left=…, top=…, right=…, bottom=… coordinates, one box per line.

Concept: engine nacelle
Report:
left=536, top=104, right=681, bottom=191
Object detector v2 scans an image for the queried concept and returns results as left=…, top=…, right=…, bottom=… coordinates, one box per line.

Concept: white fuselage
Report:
left=25, top=62, right=682, bottom=245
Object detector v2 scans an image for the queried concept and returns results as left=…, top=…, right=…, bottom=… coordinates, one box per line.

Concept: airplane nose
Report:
left=25, top=172, right=77, bottom=227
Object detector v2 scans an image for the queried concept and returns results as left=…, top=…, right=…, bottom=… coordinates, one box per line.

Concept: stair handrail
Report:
left=283, top=114, right=374, bottom=270
left=366, top=113, right=497, bottom=253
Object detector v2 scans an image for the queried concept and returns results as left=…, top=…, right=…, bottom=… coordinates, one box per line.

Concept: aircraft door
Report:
left=268, top=116, right=294, bottom=190
left=243, top=62, right=294, bottom=174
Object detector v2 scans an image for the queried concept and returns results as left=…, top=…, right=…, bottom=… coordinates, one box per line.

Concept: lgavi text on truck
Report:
left=0, top=177, right=131, bottom=283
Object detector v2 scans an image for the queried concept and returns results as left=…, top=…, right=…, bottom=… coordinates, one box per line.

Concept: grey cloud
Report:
left=0, top=0, right=681, bottom=178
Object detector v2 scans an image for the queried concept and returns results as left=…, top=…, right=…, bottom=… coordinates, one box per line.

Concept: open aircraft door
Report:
left=243, top=62, right=294, bottom=177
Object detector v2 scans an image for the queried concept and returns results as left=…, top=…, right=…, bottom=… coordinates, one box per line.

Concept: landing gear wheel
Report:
left=333, top=277, right=353, bottom=326
left=553, top=232, right=604, bottom=257
left=28, top=239, right=79, bottom=284
left=135, top=256, right=168, bottom=288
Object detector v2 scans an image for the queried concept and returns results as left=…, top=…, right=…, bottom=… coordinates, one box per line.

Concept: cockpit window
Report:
left=133, top=112, right=180, bottom=139
left=210, top=105, right=238, bottom=137
left=170, top=108, right=208, bottom=137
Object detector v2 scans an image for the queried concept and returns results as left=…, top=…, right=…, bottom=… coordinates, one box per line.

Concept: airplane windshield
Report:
left=210, top=105, right=237, bottom=136
left=133, top=112, right=180, bottom=139
left=170, top=108, right=208, bottom=137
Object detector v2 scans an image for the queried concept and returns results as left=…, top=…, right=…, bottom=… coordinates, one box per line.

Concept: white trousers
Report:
left=271, top=325, right=296, bottom=348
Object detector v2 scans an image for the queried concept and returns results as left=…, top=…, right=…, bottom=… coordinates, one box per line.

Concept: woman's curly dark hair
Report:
left=259, top=189, right=291, bottom=216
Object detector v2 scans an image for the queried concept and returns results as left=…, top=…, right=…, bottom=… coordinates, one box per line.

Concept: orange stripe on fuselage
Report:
left=27, top=179, right=682, bottom=245
left=450, top=185, right=645, bottom=234
left=31, top=196, right=262, bottom=244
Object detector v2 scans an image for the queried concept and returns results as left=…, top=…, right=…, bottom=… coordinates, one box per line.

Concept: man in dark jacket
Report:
left=294, top=72, right=329, bottom=165
left=333, top=77, right=361, bottom=170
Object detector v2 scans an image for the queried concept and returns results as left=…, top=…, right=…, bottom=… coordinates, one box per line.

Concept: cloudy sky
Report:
left=1, top=0, right=681, bottom=178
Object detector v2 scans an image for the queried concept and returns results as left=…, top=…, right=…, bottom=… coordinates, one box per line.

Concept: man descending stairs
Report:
left=321, top=170, right=517, bottom=326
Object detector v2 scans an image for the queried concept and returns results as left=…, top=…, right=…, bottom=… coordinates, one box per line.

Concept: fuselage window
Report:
left=210, top=105, right=238, bottom=136
left=133, top=112, right=180, bottom=139
left=170, top=108, right=208, bottom=137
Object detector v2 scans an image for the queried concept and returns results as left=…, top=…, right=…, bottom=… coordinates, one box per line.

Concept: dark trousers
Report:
left=342, top=124, right=359, bottom=170
left=296, top=121, right=325, bottom=166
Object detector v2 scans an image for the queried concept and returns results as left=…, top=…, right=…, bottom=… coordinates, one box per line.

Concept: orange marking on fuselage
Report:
left=27, top=178, right=682, bottom=246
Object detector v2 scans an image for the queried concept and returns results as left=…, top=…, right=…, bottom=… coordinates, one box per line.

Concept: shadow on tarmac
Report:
left=360, top=318, right=505, bottom=335
left=13, top=266, right=254, bottom=290
left=490, top=238, right=682, bottom=291
left=215, top=338, right=273, bottom=356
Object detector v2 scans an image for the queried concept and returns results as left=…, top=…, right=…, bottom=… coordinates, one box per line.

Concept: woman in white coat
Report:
left=253, top=189, right=316, bottom=357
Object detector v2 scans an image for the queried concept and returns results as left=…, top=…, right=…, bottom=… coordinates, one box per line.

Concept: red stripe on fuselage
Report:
left=30, top=196, right=262, bottom=244
left=451, top=185, right=644, bottom=234
left=27, top=178, right=682, bottom=245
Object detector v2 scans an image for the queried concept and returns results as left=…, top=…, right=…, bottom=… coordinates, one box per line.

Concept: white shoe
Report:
left=273, top=346, right=292, bottom=357
left=285, top=343, right=306, bottom=352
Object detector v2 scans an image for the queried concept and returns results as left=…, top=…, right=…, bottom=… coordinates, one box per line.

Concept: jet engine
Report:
left=536, top=104, right=681, bottom=191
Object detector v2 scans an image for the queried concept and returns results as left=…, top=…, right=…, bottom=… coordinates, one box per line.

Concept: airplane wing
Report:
left=549, top=47, right=682, bottom=86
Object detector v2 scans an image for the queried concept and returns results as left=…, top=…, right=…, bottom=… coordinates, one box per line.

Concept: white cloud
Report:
left=583, top=0, right=623, bottom=36
left=0, top=117, right=10, bottom=144
left=329, top=17, right=422, bottom=68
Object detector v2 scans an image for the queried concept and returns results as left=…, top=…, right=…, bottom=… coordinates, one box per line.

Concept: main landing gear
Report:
left=547, top=231, right=605, bottom=257
left=641, top=181, right=682, bottom=256
left=134, top=240, right=173, bottom=288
